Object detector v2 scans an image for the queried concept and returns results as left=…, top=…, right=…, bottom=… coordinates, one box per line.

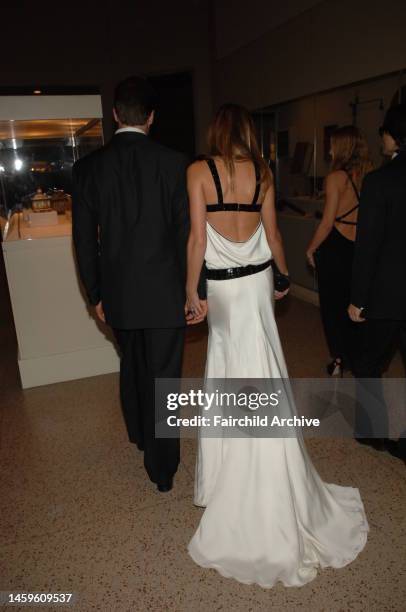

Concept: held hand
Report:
left=306, top=250, right=316, bottom=268
left=274, top=288, right=290, bottom=301
left=185, top=294, right=208, bottom=325
left=95, top=301, right=106, bottom=323
left=348, top=304, right=365, bottom=323
left=186, top=305, right=207, bottom=325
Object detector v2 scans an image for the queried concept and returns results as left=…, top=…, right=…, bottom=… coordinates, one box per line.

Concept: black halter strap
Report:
left=335, top=172, right=360, bottom=225
left=251, top=162, right=261, bottom=205
left=205, top=159, right=262, bottom=212
left=347, top=172, right=360, bottom=200
left=206, top=158, right=223, bottom=206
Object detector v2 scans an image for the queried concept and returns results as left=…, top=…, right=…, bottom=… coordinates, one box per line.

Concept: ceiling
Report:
left=0, top=118, right=102, bottom=141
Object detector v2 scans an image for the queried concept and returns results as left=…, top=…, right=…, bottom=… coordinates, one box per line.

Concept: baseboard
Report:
left=18, top=344, right=120, bottom=389
left=290, top=283, right=320, bottom=307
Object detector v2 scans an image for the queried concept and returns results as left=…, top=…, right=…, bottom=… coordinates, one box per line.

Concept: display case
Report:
left=253, top=69, right=405, bottom=298
left=0, top=111, right=103, bottom=240
left=1, top=95, right=119, bottom=388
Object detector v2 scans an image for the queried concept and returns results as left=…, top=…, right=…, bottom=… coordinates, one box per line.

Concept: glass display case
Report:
left=0, top=115, right=103, bottom=238
left=254, top=69, right=405, bottom=206
left=0, top=95, right=119, bottom=389
left=253, top=69, right=405, bottom=293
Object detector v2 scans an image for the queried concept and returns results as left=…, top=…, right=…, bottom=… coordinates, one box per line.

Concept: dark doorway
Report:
left=149, top=72, right=195, bottom=158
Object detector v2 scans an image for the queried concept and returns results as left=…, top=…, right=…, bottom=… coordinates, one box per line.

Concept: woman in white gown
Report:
left=185, top=104, right=368, bottom=588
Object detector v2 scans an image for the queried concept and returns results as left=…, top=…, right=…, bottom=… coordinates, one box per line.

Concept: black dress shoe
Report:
left=355, top=437, right=386, bottom=451
left=157, top=479, right=173, bottom=493
left=385, top=439, right=406, bottom=461
left=327, top=358, right=343, bottom=377
left=129, top=438, right=144, bottom=451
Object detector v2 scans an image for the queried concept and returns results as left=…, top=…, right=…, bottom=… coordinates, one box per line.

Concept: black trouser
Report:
left=315, top=227, right=361, bottom=369
left=113, top=327, right=185, bottom=483
left=352, top=319, right=406, bottom=438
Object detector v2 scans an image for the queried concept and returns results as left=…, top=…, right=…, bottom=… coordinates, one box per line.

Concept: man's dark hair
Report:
left=114, top=76, right=158, bottom=126
left=382, top=103, right=406, bottom=149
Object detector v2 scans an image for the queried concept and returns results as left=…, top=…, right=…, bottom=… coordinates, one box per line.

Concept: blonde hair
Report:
left=330, top=125, right=373, bottom=189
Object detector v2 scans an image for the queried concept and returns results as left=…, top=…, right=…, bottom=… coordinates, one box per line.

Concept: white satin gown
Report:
left=187, top=220, right=369, bottom=588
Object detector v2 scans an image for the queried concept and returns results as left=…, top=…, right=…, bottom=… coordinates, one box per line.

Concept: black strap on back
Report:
left=335, top=172, right=360, bottom=225
left=206, top=158, right=223, bottom=206
left=251, top=162, right=261, bottom=205
left=206, top=203, right=262, bottom=212
left=347, top=172, right=360, bottom=200
left=206, top=158, right=262, bottom=212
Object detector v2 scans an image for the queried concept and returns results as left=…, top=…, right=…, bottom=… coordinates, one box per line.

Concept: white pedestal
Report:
left=2, top=215, right=119, bottom=388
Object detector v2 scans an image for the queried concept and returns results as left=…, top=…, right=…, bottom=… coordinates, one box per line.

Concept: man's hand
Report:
left=95, top=301, right=106, bottom=323
left=348, top=304, right=365, bottom=323
left=274, top=288, right=290, bottom=301
left=306, top=249, right=316, bottom=268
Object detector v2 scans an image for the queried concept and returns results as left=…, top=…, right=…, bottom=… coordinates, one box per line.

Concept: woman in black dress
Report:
left=306, top=126, right=373, bottom=376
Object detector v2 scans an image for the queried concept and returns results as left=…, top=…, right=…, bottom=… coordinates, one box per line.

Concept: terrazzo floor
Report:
left=0, top=253, right=405, bottom=612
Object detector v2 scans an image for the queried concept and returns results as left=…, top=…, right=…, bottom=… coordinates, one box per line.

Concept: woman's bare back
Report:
left=333, top=170, right=359, bottom=242
left=201, top=157, right=264, bottom=242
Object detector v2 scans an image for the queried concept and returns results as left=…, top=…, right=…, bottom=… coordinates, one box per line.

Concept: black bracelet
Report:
left=271, top=260, right=290, bottom=292
left=274, top=273, right=290, bottom=292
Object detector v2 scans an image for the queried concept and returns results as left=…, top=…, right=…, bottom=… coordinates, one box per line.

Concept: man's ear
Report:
left=113, top=107, right=119, bottom=124
left=147, top=110, right=155, bottom=127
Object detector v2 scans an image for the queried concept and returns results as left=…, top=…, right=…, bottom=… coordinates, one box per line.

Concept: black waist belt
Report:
left=205, top=259, right=272, bottom=281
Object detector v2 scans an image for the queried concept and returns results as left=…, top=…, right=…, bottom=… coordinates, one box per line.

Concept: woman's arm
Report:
left=306, top=172, right=342, bottom=266
left=261, top=172, right=289, bottom=276
left=186, top=162, right=207, bottom=318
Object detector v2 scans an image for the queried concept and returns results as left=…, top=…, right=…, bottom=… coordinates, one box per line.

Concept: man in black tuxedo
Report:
left=349, top=104, right=406, bottom=460
left=72, top=76, right=206, bottom=491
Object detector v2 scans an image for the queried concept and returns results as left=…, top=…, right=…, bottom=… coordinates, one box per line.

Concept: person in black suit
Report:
left=72, top=76, right=207, bottom=492
left=349, top=104, right=406, bottom=460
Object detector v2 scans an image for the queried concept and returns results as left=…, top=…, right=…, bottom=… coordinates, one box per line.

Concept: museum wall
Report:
left=214, top=0, right=323, bottom=59
left=213, top=0, right=406, bottom=111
